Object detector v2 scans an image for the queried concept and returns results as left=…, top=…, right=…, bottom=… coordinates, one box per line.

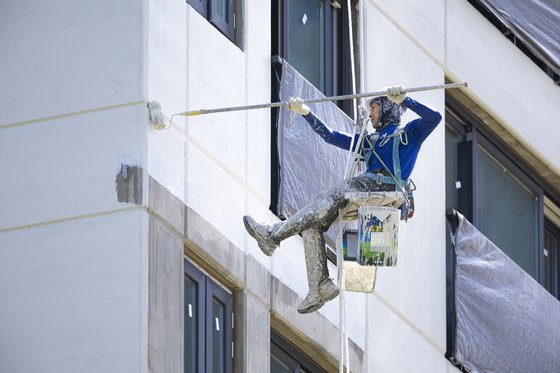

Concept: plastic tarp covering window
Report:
left=451, top=212, right=560, bottom=373
left=472, top=0, right=560, bottom=75
left=276, top=60, right=355, bottom=221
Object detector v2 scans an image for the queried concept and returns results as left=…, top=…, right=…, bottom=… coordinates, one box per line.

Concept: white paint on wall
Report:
left=0, top=0, right=144, bottom=125
left=0, top=105, right=147, bottom=231
left=365, top=4, right=447, bottom=352
left=0, top=209, right=149, bottom=373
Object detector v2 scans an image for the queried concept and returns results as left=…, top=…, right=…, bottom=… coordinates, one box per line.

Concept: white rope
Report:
left=339, top=1, right=359, bottom=371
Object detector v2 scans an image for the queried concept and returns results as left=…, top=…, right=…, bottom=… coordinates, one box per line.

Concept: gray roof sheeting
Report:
left=473, top=0, right=560, bottom=75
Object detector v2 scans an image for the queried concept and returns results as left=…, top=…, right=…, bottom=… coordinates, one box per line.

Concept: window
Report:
left=272, top=0, right=355, bottom=115
left=187, top=0, right=237, bottom=43
left=185, top=259, right=233, bottom=373
left=270, top=0, right=358, bottom=218
left=544, top=221, right=560, bottom=298
left=271, top=330, right=326, bottom=373
left=445, top=95, right=560, bottom=293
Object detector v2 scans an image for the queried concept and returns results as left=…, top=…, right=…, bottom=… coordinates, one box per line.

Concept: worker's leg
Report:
left=243, top=180, right=349, bottom=255
left=243, top=173, right=385, bottom=256
left=297, top=229, right=338, bottom=314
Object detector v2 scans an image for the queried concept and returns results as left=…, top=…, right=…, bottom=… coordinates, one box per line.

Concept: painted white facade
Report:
left=1, top=0, right=558, bottom=372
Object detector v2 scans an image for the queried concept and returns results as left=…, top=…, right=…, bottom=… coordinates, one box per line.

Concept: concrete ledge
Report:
left=148, top=177, right=184, bottom=234
left=148, top=217, right=183, bottom=373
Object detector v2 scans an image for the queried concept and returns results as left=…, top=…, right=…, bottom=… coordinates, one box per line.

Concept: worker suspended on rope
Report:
left=243, top=85, right=442, bottom=314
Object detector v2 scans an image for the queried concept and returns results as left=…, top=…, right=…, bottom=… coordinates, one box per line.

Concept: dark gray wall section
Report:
left=234, top=290, right=271, bottom=372
left=148, top=217, right=183, bottom=373
left=148, top=177, right=364, bottom=373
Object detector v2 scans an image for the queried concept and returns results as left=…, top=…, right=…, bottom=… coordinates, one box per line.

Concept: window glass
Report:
left=285, top=0, right=325, bottom=91
left=212, top=297, right=226, bottom=373
left=475, top=145, right=538, bottom=277
left=271, top=354, right=292, bottom=373
left=215, top=0, right=228, bottom=21
left=185, top=260, right=232, bottom=373
left=187, top=0, right=236, bottom=43
left=185, top=276, right=198, bottom=373
left=544, top=226, right=559, bottom=297
left=270, top=330, right=325, bottom=372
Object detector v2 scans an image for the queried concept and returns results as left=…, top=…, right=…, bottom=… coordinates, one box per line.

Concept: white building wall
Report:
left=0, top=0, right=149, bottom=372
left=360, top=3, right=449, bottom=371
left=0, top=210, right=148, bottom=373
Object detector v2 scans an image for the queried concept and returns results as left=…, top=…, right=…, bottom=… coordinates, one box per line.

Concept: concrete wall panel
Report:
left=148, top=217, right=183, bottom=373
left=186, top=10, right=247, bottom=178
left=0, top=209, right=148, bottom=373
left=0, top=105, right=147, bottom=230
left=234, top=291, right=270, bottom=372
left=147, top=0, right=188, bottom=123
left=185, top=140, right=246, bottom=250
left=368, top=0, right=445, bottom=63
left=148, top=125, right=185, bottom=203
left=365, top=294, right=452, bottom=372
left=245, top=0, right=272, bottom=201
left=0, top=0, right=144, bottom=125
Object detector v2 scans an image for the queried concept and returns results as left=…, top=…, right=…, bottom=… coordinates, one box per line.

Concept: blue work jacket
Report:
left=302, top=97, right=442, bottom=181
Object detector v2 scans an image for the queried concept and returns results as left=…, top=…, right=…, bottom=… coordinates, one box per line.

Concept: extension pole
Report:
left=174, top=82, right=467, bottom=117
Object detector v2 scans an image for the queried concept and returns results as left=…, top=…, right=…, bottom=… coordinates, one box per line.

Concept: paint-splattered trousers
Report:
left=270, top=172, right=394, bottom=289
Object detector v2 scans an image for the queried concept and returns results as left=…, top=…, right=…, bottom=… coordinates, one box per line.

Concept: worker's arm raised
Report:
left=402, top=97, right=442, bottom=143
left=287, top=97, right=357, bottom=151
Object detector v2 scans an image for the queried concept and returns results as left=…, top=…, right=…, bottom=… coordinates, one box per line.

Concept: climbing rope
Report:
left=338, top=1, right=359, bottom=371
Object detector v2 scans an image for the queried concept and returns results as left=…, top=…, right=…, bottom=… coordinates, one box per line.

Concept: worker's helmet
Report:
left=366, top=96, right=404, bottom=129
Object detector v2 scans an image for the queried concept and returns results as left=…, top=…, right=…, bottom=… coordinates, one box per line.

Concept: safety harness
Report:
left=363, top=127, right=416, bottom=219
left=363, top=128, right=407, bottom=188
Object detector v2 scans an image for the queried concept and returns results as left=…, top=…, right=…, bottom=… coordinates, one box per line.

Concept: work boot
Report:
left=243, top=215, right=280, bottom=256
left=297, top=278, right=339, bottom=314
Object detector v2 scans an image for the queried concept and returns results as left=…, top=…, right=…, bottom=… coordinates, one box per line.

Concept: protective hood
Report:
left=367, top=96, right=403, bottom=129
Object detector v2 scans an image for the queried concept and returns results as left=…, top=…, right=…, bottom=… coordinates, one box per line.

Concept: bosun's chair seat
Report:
left=340, top=191, right=405, bottom=292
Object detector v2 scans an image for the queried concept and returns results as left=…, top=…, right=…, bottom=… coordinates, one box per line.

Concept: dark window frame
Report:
left=206, top=278, right=233, bottom=373
left=185, top=259, right=206, bottom=373
left=187, top=0, right=236, bottom=43
left=281, top=0, right=334, bottom=96
left=270, top=1, right=357, bottom=219
left=272, top=0, right=355, bottom=115
left=446, top=97, right=546, bottom=283
left=185, top=259, right=234, bottom=373
left=271, top=329, right=327, bottom=373
left=544, top=220, right=560, bottom=298
left=445, top=95, right=560, bottom=369
left=189, top=0, right=208, bottom=18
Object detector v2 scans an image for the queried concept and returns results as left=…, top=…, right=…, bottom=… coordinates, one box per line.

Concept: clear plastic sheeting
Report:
left=451, top=212, right=560, bottom=373
left=472, top=0, right=560, bottom=75
left=276, top=60, right=355, bottom=220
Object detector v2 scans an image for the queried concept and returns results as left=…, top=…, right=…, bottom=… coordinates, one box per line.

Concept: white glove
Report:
left=386, top=85, right=406, bottom=104
left=287, top=97, right=311, bottom=115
